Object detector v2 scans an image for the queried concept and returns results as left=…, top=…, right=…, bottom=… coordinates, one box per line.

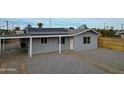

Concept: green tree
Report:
left=37, top=23, right=43, bottom=28
left=15, top=26, right=20, bottom=31
left=27, top=24, right=32, bottom=28
left=78, top=24, right=88, bottom=29
left=69, top=27, right=74, bottom=30
left=110, top=26, right=114, bottom=30
left=97, top=29, right=115, bottom=37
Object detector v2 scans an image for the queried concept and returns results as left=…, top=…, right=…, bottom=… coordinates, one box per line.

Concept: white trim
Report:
left=0, top=36, right=30, bottom=39
left=0, top=35, right=71, bottom=39
left=72, top=29, right=100, bottom=36
left=31, top=35, right=71, bottom=38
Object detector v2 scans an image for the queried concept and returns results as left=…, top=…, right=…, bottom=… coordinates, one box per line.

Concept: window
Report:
left=83, top=37, right=90, bottom=44
left=58, top=37, right=65, bottom=44
left=41, top=38, right=47, bottom=44
left=61, top=37, right=65, bottom=44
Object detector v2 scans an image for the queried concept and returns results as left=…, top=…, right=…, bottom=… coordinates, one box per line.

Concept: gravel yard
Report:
left=27, top=52, right=107, bottom=74
left=78, top=48, right=124, bottom=71
left=0, top=48, right=124, bottom=74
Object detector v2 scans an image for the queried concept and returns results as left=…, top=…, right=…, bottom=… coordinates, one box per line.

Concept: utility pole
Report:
left=6, top=21, right=8, bottom=31
left=12, top=25, right=14, bottom=31
left=50, top=18, right=51, bottom=28
left=104, top=23, right=106, bottom=30
left=121, top=24, right=123, bottom=31
left=106, top=26, right=109, bottom=30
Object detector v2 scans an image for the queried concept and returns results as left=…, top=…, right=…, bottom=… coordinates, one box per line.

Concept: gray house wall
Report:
left=73, top=31, right=98, bottom=51
left=28, top=37, right=70, bottom=55
left=26, top=31, right=99, bottom=55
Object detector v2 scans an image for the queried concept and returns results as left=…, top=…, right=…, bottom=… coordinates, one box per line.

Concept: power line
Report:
left=0, top=21, right=9, bottom=30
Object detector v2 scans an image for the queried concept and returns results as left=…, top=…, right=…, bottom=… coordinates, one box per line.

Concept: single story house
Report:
left=0, top=28, right=100, bottom=57
left=118, top=32, right=124, bottom=39
left=16, top=30, right=24, bottom=34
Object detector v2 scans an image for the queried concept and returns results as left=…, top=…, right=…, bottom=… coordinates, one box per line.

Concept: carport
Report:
left=0, top=35, right=31, bottom=57
left=0, top=34, right=70, bottom=58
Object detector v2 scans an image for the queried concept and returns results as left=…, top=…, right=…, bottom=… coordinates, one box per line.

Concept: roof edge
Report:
left=72, top=29, right=100, bottom=36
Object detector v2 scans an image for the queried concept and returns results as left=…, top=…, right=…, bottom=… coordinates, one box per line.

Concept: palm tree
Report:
left=37, top=23, right=43, bottom=28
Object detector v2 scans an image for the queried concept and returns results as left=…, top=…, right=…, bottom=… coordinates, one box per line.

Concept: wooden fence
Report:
left=98, top=37, right=124, bottom=52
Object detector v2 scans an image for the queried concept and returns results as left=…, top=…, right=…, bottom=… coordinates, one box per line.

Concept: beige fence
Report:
left=98, top=37, right=124, bottom=52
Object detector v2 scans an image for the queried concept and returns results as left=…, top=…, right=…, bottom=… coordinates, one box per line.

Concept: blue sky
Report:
left=0, top=18, right=124, bottom=30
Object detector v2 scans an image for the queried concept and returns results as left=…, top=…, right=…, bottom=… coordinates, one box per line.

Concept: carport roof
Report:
left=0, top=34, right=31, bottom=39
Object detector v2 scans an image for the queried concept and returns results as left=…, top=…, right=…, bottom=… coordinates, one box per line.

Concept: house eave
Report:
left=72, top=29, right=100, bottom=36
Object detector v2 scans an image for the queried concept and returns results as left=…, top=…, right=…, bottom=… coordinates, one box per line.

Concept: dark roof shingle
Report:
left=25, top=28, right=99, bottom=36
left=26, top=28, right=69, bottom=35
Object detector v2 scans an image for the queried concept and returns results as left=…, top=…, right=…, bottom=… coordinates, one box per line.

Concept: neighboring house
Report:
left=0, top=28, right=100, bottom=57
left=118, top=32, right=124, bottom=39
left=16, top=30, right=24, bottom=34
left=115, top=30, right=124, bottom=38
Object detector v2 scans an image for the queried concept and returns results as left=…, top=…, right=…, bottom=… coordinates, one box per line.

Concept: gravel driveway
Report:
left=0, top=48, right=124, bottom=74
left=27, top=52, right=107, bottom=74
left=78, top=48, right=124, bottom=71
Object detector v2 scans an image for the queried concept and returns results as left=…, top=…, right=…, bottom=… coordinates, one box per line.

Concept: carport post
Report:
left=0, top=39, right=1, bottom=55
left=29, top=37, right=32, bottom=58
left=59, top=36, right=61, bottom=54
